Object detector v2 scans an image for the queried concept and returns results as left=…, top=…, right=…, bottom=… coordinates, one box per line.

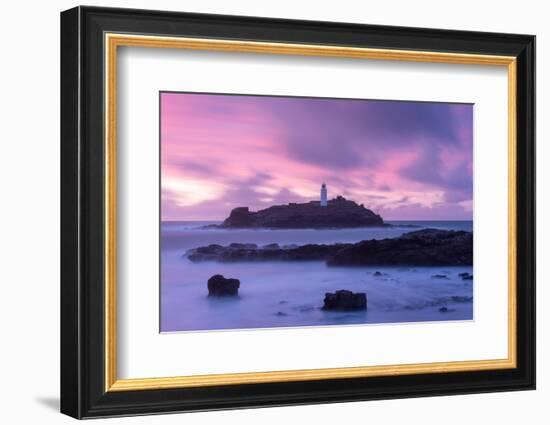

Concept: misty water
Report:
left=161, top=221, right=473, bottom=332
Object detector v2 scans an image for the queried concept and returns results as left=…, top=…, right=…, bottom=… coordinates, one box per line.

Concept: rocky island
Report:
left=220, top=195, right=384, bottom=229
left=186, top=228, right=473, bottom=266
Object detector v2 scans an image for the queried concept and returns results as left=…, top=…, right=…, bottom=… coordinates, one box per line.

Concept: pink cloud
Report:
left=160, top=93, right=473, bottom=221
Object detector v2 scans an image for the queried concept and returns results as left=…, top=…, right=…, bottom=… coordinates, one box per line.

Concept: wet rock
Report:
left=207, top=274, right=240, bottom=297
left=322, top=290, right=367, bottom=311
left=187, top=241, right=348, bottom=263
left=373, top=271, right=384, bottom=276
left=186, top=244, right=226, bottom=262
left=187, top=229, right=473, bottom=267
left=431, top=274, right=449, bottom=279
left=327, top=229, right=473, bottom=267
left=459, top=272, right=473, bottom=280
left=275, top=311, right=288, bottom=317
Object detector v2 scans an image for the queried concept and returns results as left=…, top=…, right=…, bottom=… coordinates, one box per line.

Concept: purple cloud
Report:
left=161, top=92, right=473, bottom=220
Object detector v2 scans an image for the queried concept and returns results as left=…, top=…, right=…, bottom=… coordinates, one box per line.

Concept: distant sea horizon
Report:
left=161, top=219, right=474, bottom=232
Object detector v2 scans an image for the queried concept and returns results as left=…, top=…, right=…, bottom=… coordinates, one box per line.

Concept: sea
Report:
left=160, top=221, right=473, bottom=333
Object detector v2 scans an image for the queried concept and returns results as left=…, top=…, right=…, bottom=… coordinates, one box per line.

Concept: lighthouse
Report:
left=320, top=183, right=328, bottom=207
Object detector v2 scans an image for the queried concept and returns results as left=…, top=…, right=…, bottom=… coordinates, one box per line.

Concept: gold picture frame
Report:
left=104, top=33, right=517, bottom=392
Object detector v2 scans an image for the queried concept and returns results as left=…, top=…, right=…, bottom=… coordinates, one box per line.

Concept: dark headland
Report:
left=219, top=196, right=384, bottom=229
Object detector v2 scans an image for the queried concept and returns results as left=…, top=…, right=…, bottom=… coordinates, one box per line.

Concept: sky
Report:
left=161, top=92, right=473, bottom=221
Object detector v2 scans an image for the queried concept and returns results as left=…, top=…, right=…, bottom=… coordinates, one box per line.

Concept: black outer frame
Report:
left=60, top=5, right=535, bottom=419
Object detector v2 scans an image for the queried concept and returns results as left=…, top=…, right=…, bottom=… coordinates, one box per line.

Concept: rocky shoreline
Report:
left=186, top=228, right=473, bottom=266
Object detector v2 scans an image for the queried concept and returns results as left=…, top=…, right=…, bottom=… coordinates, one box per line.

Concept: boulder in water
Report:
left=207, top=274, right=240, bottom=296
left=322, top=290, right=367, bottom=311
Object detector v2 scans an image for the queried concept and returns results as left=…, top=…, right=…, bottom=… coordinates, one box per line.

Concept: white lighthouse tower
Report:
left=320, top=183, right=328, bottom=207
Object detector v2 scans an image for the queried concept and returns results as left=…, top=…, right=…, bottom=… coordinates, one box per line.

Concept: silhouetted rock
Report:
left=207, top=274, right=240, bottom=296
left=187, top=229, right=473, bottom=267
left=229, top=242, right=257, bottom=250
left=322, top=290, right=367, bottom=311
left=431, top=274, right=449, bottom=279
left=220, top=196, right=383, bottom=229
left=187, top=242, right=349, bottom=263
left=327, top=229, right=473, bottom=266
left=459, top=272, right=473, bottom=280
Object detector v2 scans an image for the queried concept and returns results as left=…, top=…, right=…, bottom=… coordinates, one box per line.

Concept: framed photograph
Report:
left=60, top=6, right=535, bottom=419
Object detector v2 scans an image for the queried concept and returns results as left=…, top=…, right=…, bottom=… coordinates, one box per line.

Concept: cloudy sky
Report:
left=161, top=92, right=473, bottom=221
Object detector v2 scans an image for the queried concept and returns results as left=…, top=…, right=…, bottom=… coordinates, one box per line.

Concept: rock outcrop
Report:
left=187, top=242, right=348, bottom=263
left=322, top=290, right=367, bottom=311
left=187, top=229, right=473, bottom=266
left=207, top=274, right=240, bottom=296
left=220, top=196, right=383, bottom=229
left=327, top=229, right=472, bottom=266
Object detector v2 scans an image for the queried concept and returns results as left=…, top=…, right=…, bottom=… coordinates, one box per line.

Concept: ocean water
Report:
left=160, top=221, right=473, bottom=332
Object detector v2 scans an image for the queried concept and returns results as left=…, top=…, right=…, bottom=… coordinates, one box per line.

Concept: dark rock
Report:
left=207, top=274, right=240, bottom=297
left=431, top=274, right=449, bottom=279
left=439, top=306, right=450, bottom=313
left=263, top=243, right=280, bottom=250
left=373, top=271, right=383, bottom=276
left=220, top=196, right=383, bottom=229
left=275, top=311, right=288, bottom=317
left=459, top=272, right=473, bottom=280
left=322, top=290, right=367, bottom=311
left=222, top=207, right=256, bottom=227
left=187, top=229, right=473, bottom=267
left=327, top=229, right=473, bottom=266
left=187, top=241, right=350, bottom=263
left=186, top=244, right=226, bottom=262
left=229, top=242, right=257, bottom=250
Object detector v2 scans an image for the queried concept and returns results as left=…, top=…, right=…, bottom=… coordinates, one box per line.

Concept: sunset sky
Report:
left=161, top=92, right=473, bottom=221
